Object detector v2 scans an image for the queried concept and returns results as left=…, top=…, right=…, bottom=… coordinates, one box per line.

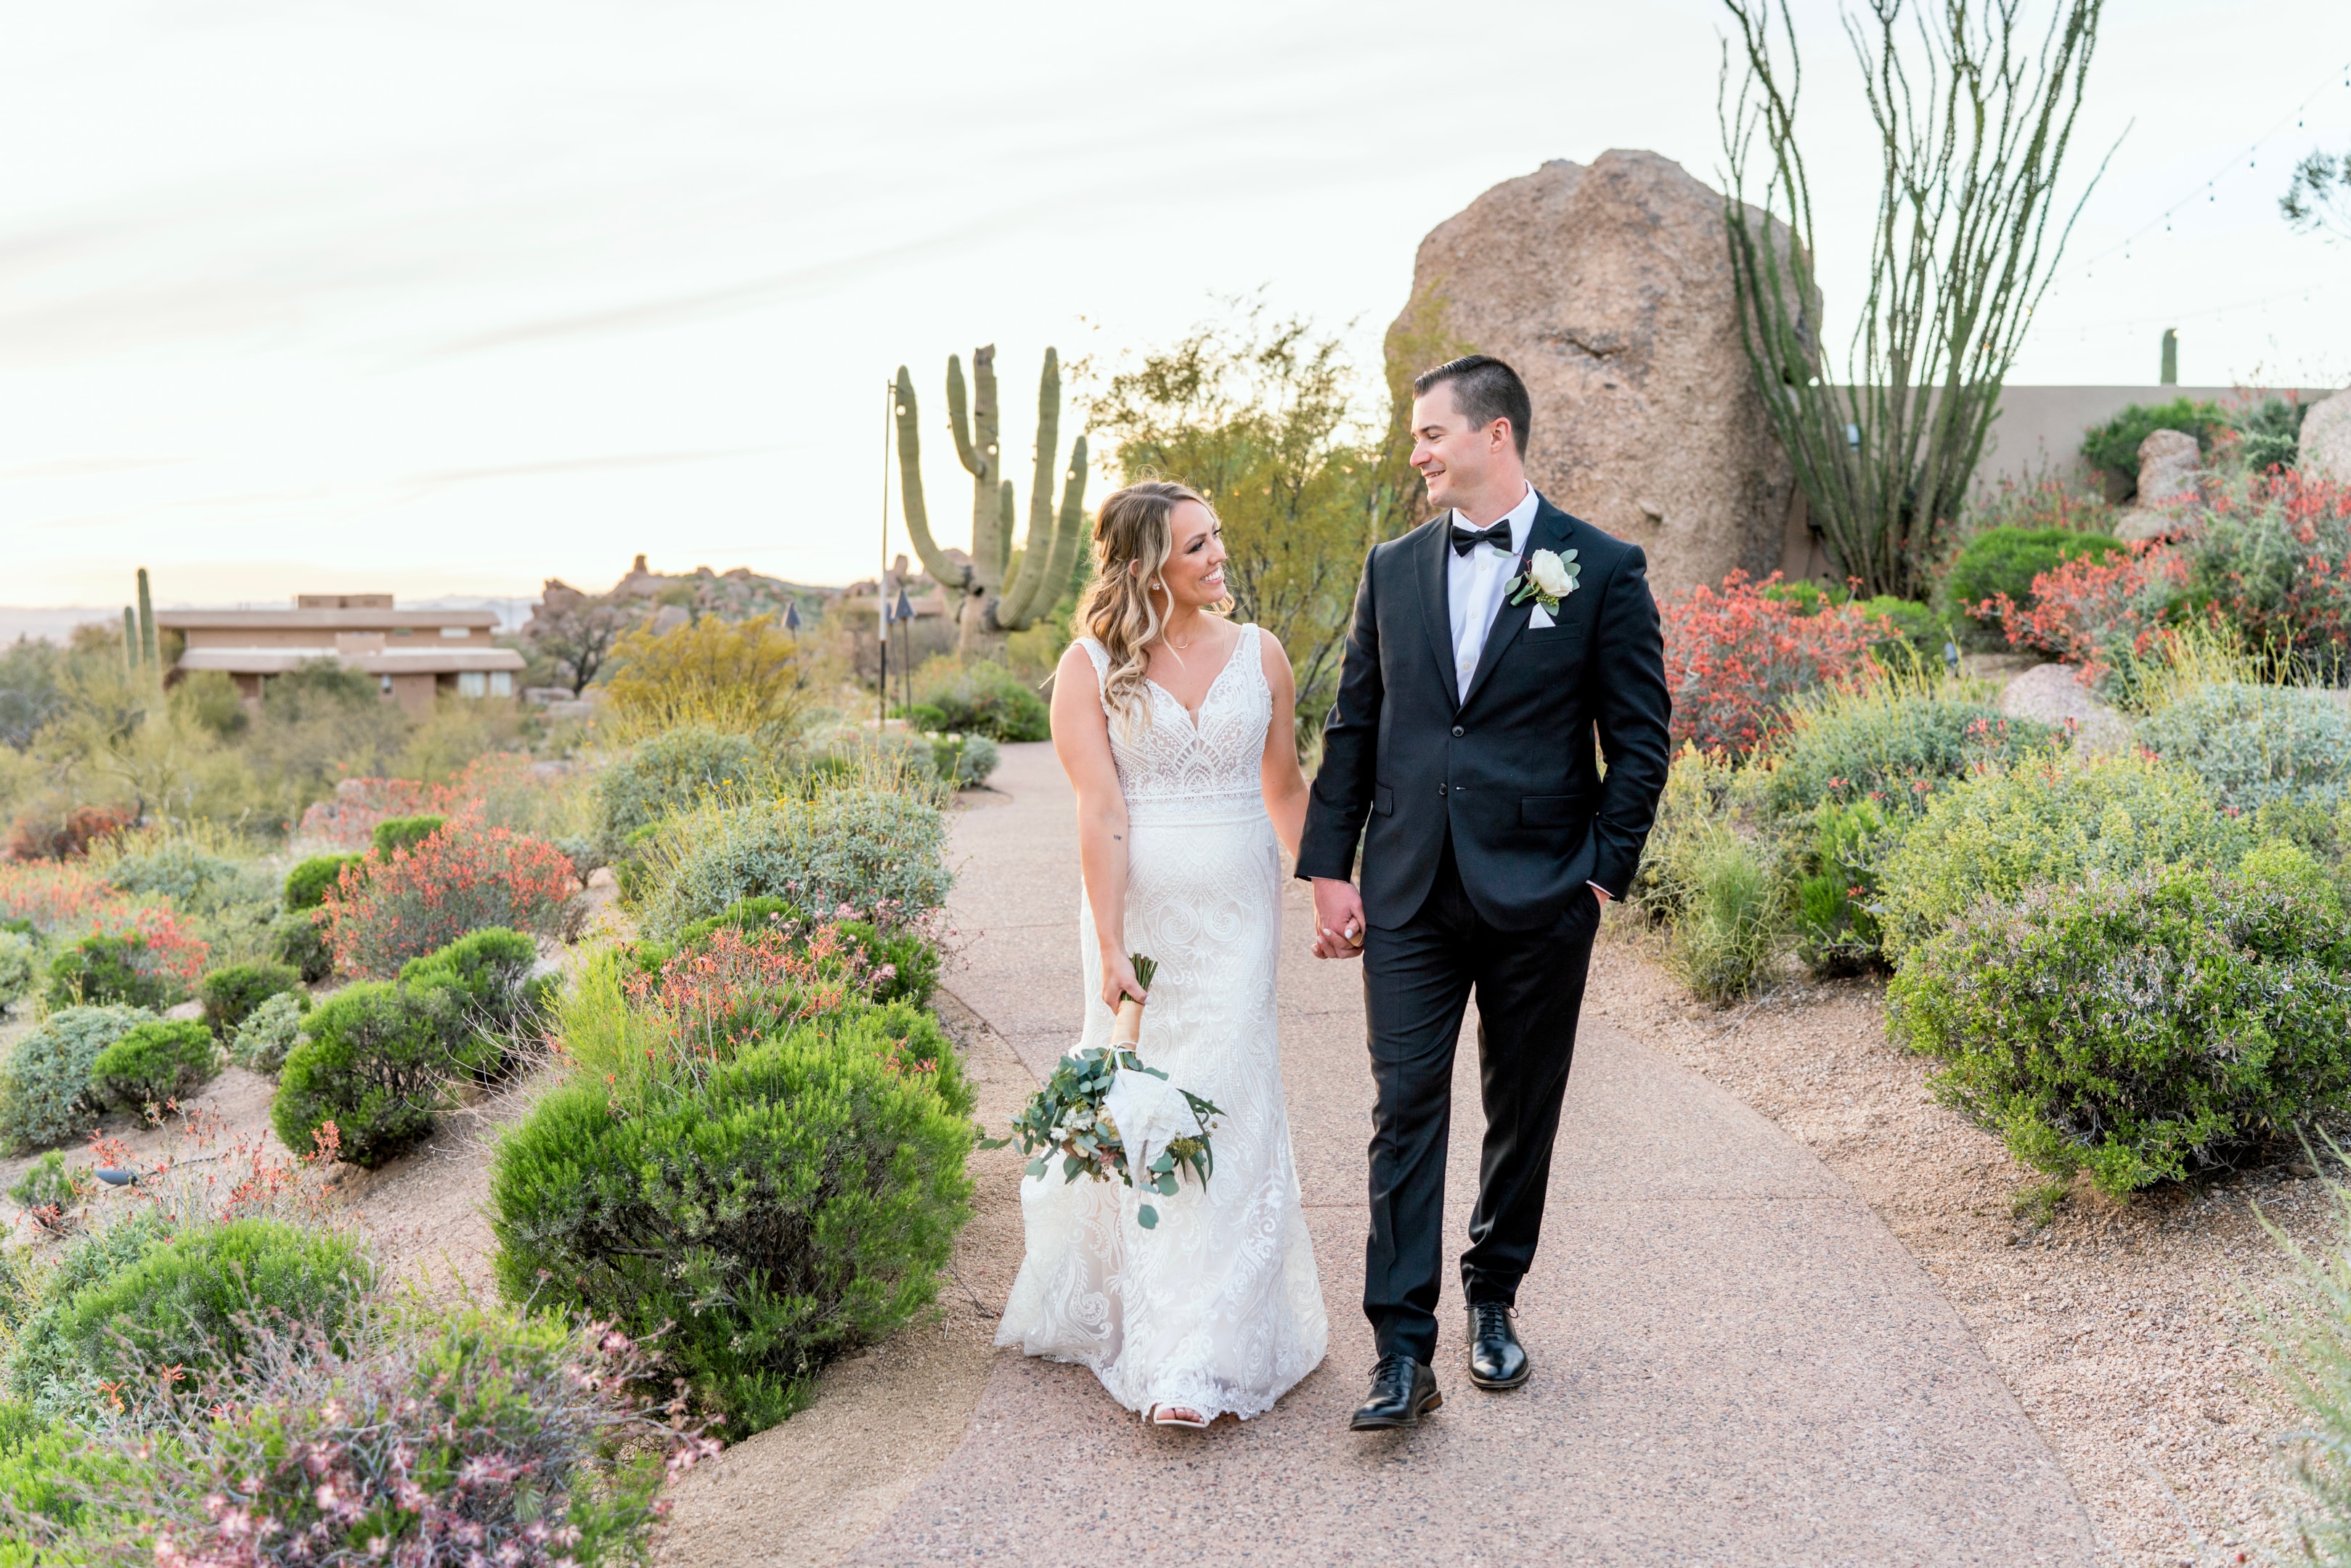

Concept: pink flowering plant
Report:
left=1661, top=571, right=1892, bottom=758
left=14, top=1303, right=714, bottom=1568
left=321, top=812, right=577, bottom=976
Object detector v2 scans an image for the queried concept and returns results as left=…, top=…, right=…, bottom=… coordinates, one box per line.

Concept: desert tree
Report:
left=1719, top=0, right=2112, bottom=599
left=2282, top=144, right=2351, bottom=242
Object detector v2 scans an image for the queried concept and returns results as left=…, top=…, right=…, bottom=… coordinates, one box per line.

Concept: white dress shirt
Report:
left=1446, top=483, right=1540, bottom=704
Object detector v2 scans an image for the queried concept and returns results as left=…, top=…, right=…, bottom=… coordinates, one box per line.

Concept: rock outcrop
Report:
left=1389, top=150, right=1803, bottom=603
left=2000, top=662, right=2130, bottom=755
left=2114, top=428, right=2203, bottom=543
left=2300, top=388, right=2351, bottom=481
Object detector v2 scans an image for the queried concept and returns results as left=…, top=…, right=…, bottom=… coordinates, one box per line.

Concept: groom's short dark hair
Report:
left=1413, top=355, right=1531, bottom=458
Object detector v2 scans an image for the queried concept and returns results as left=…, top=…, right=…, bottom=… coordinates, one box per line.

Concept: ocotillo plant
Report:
left=895, top=346, right=1089, bottom=653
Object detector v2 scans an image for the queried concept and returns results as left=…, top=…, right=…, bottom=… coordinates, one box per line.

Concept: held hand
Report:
left=1101, top=949, right=1149, bottom=1011
left=1310, top=877, right=1367, bottom=961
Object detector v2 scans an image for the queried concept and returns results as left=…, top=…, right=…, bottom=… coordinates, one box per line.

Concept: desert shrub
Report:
left=1875, top=751, right=2254, bottom=961
left=89, top=1020, right=219, bottom=1112
left=1944, top=527, right=2127, bottom=632
left=1629, top=743, right=1746, bottom=923
left=7, top=1151, right=91, bottom=1222
left=590, top=724, right=772, bottom=861
left=196, top=958, right=301, bottom=1034
left=370, top=812, right=445, bottom=857
left=97, top=845, right=250, bottom=913
left=1887, top=848, right=2351, bottom=1196
left=0, top=861, right=120, bottom=936
left=399, top=926, right=546, bottom=1069
left=2138, top=682, right=2351, bottom=812
left=1984, top=543, right=2193, bottom=697
left=1793, top=797, right=1896, bottom=976
left=322, top=811, right=577, bottom=976
left=270, top=908, right=335, bottom=983
left=0, top=1397, right=142, bottom=1564
left=285, top=854, right=361, bottom=911
left=2177, top=469, right=2351, bottom=672
left=2230, top=394, right=2310, bottom=475
left=1763, top=677, right=2061, bottom=821
left=927, top=730, right=1001, bottom=788
left=0, top=1005, right=151, bottom=1152
left=18, top=1304, right=702, bottom=1568
left=491, top=1013, right=974, bottom=1437
left=603, top=613, right=810, bottom=741
left=0, top=929, right=33, bottom=1008
left=1661, top=571, right=1889, bottom=758
left=643, top=897, right=940, bottom=1010
left=4, top=1217, right=371, bottom=1424
left=1856, top=595, right=1949, bottom=659
left=635, top=787, right=950, bottom=944
left=2081, top=397, right=2225, bottom=492
left=1965, top=473, right=2122, bottom=536
left=43, top=905, right=207, bottom=1010
left=911, top=658, right=1050, bottom=743
left=272, top=981, right=493, bottom=1168
left=1663, top=825, right=1783, bottom=1003
left=227, top=989, right=311, bottom=1077
left=1, top=804, right=136, bottom=866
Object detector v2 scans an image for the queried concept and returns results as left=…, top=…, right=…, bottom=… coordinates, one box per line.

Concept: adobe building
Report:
left=158, top=594, right=526, bottom=717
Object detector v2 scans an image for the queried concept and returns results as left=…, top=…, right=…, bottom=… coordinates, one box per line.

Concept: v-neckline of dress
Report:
left=1144, top=626, right=1249, bottom=733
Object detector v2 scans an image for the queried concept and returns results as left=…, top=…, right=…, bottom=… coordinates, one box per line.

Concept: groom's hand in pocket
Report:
left=1311, top=878, right=1367, bottom=960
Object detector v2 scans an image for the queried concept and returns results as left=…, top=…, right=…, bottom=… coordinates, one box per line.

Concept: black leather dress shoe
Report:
left=1466, top=1302, right=1531, bottom=1390
left=1348, top=1352, right=1442, bottom=1431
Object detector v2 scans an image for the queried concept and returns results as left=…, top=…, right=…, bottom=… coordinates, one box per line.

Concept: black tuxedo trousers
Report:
left=1361, top=832, right=1602, bottom=1363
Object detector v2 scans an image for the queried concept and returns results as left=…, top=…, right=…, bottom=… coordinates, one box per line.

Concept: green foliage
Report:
left=2230, top=395, right=2310, bottom=474
left=5, top=1217, right=372, bottom=1423
left=1663, top=828, right=1785, bottom=1003
left=1857, top=595, right=1949, bottom=658
left=7, top=1151, right=90, bottom=1218
left=1943, top=527, right=2127, bottom=626
left=1875, top=751, right=2255, bottom=960
left=89, top=1019, right=219, bottom=1111
left=197, top=959, right=301, bottom=1034
left=590, top=725, right=773, bottom=859
left=925, top=730, right=999, bottom=788
left=1887, top=850, right=2351, bottom=1196
left=1793, top=797, right=1896, bottom=975
left=0, top=929, right=33, bottom=1008
left=271, top=908, right=335, bottom=983
left=2138, top=682, right=2351, bottom=812
left=0, top=1005, right=151, bottom=1153
left=46, top=933, right=180, bottom=1010
left=490, top=1010, right=974, bottom=1438
left=1630, top=743, right=1751, bottom=924
left=283, top=852, right=362, bottom=911
left=100, top=844, right=264, bottom=915
left=227, top=988, right=311, bottom=1077
left=272, top=981, right=490, bottom=1169
left=2081, top=398, right=2225, bottom=490
left=371, top=813, right=445, bottom=857
left=909, top=659, right=1049, bottom=743
left=0, top=1397, right=140, bottom=1564
left=1764, top=677, right=2061, bottom=821
left=635, top=788, right=950, bottom=943
left=2252, top=1160, right=2351, bottom=1568
left=398, top=926, right=546, bottom=1067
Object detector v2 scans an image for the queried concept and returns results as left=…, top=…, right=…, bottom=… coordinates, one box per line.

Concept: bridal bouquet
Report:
left=984, top=953, right=1221, bottom=1228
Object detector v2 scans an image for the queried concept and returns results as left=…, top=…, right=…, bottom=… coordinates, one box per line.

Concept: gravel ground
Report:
left=1585, top=917, right=2337, bottom=1568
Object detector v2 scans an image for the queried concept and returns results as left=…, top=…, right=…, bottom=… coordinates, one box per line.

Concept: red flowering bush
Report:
left=0, top=859, right=122, bottom=934
left=632, top=923, right=877, bottom=1065
left=1661, top=571, right=1890, bottom=757
left=1982, top=543, right=2191, bottom=693
left=2179, top=467, right=2351, bottom=663
left=4, top=804, right=137, bottom=863
left=321, top=812, right=577, bottom=976
left=294, top=754, right=553, bottom=852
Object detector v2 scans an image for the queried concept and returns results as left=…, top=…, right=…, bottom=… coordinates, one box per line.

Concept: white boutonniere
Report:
left=1509, top=547, right=1579, bottom=616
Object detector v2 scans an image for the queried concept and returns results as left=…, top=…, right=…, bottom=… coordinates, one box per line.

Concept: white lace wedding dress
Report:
left=995, top=624, right=1327, bottom=1422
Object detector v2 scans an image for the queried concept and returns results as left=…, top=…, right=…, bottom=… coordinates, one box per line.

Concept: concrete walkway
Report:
left=851, top=743, right=2094, bottom=1567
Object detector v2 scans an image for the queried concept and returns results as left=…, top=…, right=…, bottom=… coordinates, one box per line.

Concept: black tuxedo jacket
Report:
left=1296, top=495, right=1673, bottom=933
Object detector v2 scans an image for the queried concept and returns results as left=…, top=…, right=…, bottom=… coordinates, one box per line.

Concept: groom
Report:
left=1297, top=354, right=1671, bottom=1431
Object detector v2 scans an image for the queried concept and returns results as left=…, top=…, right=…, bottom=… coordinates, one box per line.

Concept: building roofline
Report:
left=155, top=609, right=500, bottom=629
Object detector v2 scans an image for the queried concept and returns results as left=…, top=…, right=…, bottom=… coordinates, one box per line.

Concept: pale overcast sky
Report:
left=3, top=0, right=2347, bottom=609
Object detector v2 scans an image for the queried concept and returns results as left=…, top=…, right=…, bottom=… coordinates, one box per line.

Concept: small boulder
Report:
left=2000, top=662, right=2131, bottom=754
left=2299, top=388, right=2351, bottom=481
left=2113, top=428, right=2203, bottom=543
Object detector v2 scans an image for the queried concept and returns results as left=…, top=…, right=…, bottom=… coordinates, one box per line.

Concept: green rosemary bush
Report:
left=197, top=959, right=302, bottom=1034
left=282, top=853, right=362, bottom=912
left=1888, top=846, right=2351, bottom=1197
left=271, top=982, right=488, bottom=1169
left=88, top=1020, right=219, bottom=1111
left=635, top=788, right=950, bottom=943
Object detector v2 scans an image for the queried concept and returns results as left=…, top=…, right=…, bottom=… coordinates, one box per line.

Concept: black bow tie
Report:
left=1450, top=520, right=1513, bottom=556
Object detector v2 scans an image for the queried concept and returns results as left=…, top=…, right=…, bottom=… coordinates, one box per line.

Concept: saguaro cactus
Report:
left=122, top=608, right=140, bottom=674
left=136, top=568, right=158, bottom=677
left=895, top=346, right=1090, bottom=656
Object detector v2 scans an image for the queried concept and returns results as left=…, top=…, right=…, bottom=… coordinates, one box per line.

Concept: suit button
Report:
left=1438, top=784, right=1448, bottom=796
left=1451, top=725, right=1464, bottom=737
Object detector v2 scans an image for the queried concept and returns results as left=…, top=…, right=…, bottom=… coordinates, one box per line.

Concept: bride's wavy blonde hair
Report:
left=1076, top=480, right=1223, bottom=728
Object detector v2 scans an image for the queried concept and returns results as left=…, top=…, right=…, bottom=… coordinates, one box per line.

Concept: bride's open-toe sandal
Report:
left=1148, top=1404, right=1211, bottom=1429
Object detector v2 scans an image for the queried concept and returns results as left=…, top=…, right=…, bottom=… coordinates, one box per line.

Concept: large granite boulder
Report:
left=2114, top=428, right=2202, bottom=544
left=2300, top=388, right=2351, bottom=481
left=1389, top=150, right=1803, bottom=602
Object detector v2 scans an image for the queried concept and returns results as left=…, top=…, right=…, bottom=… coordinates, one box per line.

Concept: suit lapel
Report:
left=1459, top=499, right=1570, bottom=711
left=1414, top=515, right=1461, bottom=714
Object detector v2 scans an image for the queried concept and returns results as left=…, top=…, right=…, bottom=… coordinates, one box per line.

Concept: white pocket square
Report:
left=1529, top=604, right=1555, bottom=629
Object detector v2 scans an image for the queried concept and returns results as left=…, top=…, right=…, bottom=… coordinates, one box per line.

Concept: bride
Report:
left=994, top=479, right=1328, bottom=1428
